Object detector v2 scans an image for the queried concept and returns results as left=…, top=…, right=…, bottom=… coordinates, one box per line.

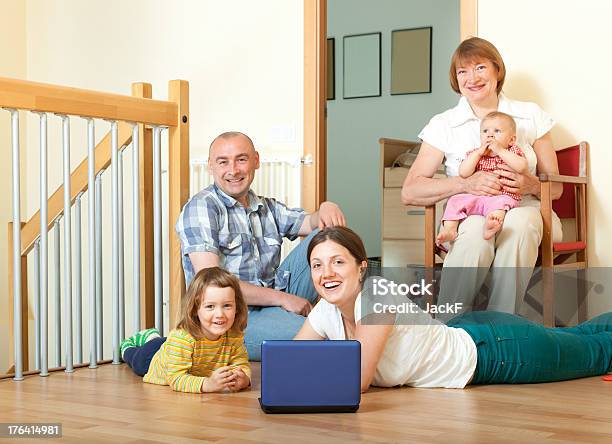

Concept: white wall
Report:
left=0, top=0, right=26, bottom=373
left=25, top=0, right=304, bottom=216
left=479, top=0, right=612, bottom=314
left=0, top=0, right=303, bottom=369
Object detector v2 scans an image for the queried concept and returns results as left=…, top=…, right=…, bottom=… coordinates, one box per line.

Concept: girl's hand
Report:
left=202, top=366, right=234, bottom=393
left=495, top=164, right=540, bottom=197
left=228, top=368, right=251, bottom=392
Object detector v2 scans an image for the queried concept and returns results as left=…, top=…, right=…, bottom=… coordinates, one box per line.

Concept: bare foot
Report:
left=436, top=227, right=458, bottom=245
left=483, top=212, right=504, bottom=240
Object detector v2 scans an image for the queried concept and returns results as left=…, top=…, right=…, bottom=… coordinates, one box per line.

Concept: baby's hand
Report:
left=202, top=366, right=233, bottom=393
left=478, top=143, right=492, bottom=157
left=228, top=368, right=251, bottom=392
left=487, top=140, right=505, bottom=155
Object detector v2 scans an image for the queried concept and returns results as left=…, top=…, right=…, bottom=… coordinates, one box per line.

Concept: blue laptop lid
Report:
left=260, top=340, right=361, bottom=408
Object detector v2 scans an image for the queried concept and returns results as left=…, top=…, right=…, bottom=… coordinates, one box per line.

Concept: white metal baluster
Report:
left=34, top=240, right=40, bottom=370
left=54, top=218, right=61, bottom=368
left=38, top=112, right=49, bottom=377
left=152, top=126, right=163, bottom=333
left=132, top=124, right=141, bottom=332
left=86, top=119, right=97, bottom=368
left=60, top=115, right=74, bottom=373
left=74, top=194, right=83, bottom=364
left=7, top=109, right=23, bottom=381
left=111, top=121, right=120, bottom=364
left=118, top=147, right=125, bottom=342
left=95, top=171, right=103, bottom=362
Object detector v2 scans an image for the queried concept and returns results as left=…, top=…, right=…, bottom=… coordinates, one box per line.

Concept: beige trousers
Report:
left=438, top=198, right=563, bottom=316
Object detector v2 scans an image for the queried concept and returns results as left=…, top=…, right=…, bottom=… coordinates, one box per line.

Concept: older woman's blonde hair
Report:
left=177, top=267, right=248, bottom=339
left=449, top=37, right=506, bottom=96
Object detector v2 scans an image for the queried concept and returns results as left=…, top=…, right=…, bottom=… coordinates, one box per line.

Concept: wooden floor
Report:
left=1, top=364, right=611, bottom=444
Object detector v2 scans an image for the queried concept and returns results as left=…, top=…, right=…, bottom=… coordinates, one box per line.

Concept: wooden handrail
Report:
left=0, top=76, right=177, bottom=126
left=19, top=122, right=133, bottom=255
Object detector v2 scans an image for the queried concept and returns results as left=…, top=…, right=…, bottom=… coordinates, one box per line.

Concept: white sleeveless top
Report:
left=307, top=295, right=477, bottom=389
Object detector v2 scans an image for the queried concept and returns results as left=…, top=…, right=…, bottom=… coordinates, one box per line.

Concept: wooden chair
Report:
left=538, top=142, right=588, bottom=326
left=423, top=142, right=589, bottom=327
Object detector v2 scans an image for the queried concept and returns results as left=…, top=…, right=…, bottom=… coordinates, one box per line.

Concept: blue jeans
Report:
left=448, top=311, right=612, bottom=384
left=123, top=337, right=166, bottom=377
left=245, top=230, right=319, bottom=361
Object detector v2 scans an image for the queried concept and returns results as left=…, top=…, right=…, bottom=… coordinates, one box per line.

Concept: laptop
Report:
left=259, top=340, right=361, bottom=413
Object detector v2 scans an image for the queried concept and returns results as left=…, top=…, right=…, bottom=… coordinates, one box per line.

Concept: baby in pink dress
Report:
left=437, top=111, right=528, bottom=244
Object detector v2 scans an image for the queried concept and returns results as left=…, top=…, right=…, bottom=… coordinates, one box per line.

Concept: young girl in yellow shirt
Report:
left=121, top=267, right=251, bottom=393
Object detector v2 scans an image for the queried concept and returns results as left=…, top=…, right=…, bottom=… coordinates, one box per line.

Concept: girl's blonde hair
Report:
left=177, top=267, right=248, bottom=338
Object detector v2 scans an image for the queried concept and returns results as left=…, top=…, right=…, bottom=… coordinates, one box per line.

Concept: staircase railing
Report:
left=1, top=77, right=189, bottom=380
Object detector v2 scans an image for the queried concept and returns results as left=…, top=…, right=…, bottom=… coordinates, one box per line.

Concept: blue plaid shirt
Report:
left=176, top=184, right=306, bottom=288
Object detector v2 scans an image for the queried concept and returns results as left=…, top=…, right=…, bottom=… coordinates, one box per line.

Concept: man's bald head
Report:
left=209, top=131, right=255, bottom=158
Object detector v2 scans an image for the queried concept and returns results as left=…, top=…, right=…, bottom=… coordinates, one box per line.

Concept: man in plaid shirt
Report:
left=176, top=132, right=346, bottom=360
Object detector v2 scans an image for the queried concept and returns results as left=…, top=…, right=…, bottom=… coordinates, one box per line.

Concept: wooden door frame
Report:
left=303, top=0, right=327, bottom=213
left=303, top=0, right=477, bottom=211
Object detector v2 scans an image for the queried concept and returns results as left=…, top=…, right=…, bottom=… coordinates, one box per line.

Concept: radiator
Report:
left=190, top=156, right=302, bottom=208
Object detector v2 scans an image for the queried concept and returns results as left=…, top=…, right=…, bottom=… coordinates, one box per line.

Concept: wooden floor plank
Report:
left=0, top=363, right=610, bottom=443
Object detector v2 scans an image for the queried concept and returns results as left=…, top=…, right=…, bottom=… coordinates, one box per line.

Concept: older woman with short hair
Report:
left=401, top=37, right=563, bottom=314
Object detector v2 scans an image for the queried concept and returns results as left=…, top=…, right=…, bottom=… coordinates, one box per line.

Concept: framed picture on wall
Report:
left=391, top=26, right=432, bottom=95
left=327, top=38, right=335, bottom=100
left=343, top=32, right=381, bottom=99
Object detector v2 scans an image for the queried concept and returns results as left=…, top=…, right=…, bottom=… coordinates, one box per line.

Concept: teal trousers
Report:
left=447, top=311, right=612, bottom=384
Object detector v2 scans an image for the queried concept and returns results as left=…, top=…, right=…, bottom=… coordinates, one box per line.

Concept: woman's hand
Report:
left=494, top=164, right=540, bottom=197
left=462, top=171, right=502, bottom=196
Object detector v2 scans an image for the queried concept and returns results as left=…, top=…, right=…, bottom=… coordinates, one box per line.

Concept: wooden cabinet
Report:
left=379, top=138, right=444, bottom=268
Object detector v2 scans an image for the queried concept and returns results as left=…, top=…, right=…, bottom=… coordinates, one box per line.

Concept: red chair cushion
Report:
left=553, top=241, right=586, bottom=252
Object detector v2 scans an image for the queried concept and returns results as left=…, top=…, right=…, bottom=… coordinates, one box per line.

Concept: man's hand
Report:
left=202, top=366, right=234, bottom=393
left=228, top=368, right=251, bottom=392
left=316, top=201, right=346, bottom=229
left=280, top=292, right=312, bottom=316
left=462, top=171, right=502, bottom=196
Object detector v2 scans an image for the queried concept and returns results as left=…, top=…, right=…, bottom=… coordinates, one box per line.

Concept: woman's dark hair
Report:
left=449, top=37, right=506, bottom=95
left=307, top=226, right=368, bottom=265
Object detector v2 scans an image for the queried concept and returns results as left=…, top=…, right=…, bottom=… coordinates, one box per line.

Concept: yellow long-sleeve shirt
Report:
left=143, top=328, right=251, bottom=393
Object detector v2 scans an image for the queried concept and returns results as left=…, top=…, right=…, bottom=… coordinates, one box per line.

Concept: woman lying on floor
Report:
left=295, top=226, right=612, bottom=392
